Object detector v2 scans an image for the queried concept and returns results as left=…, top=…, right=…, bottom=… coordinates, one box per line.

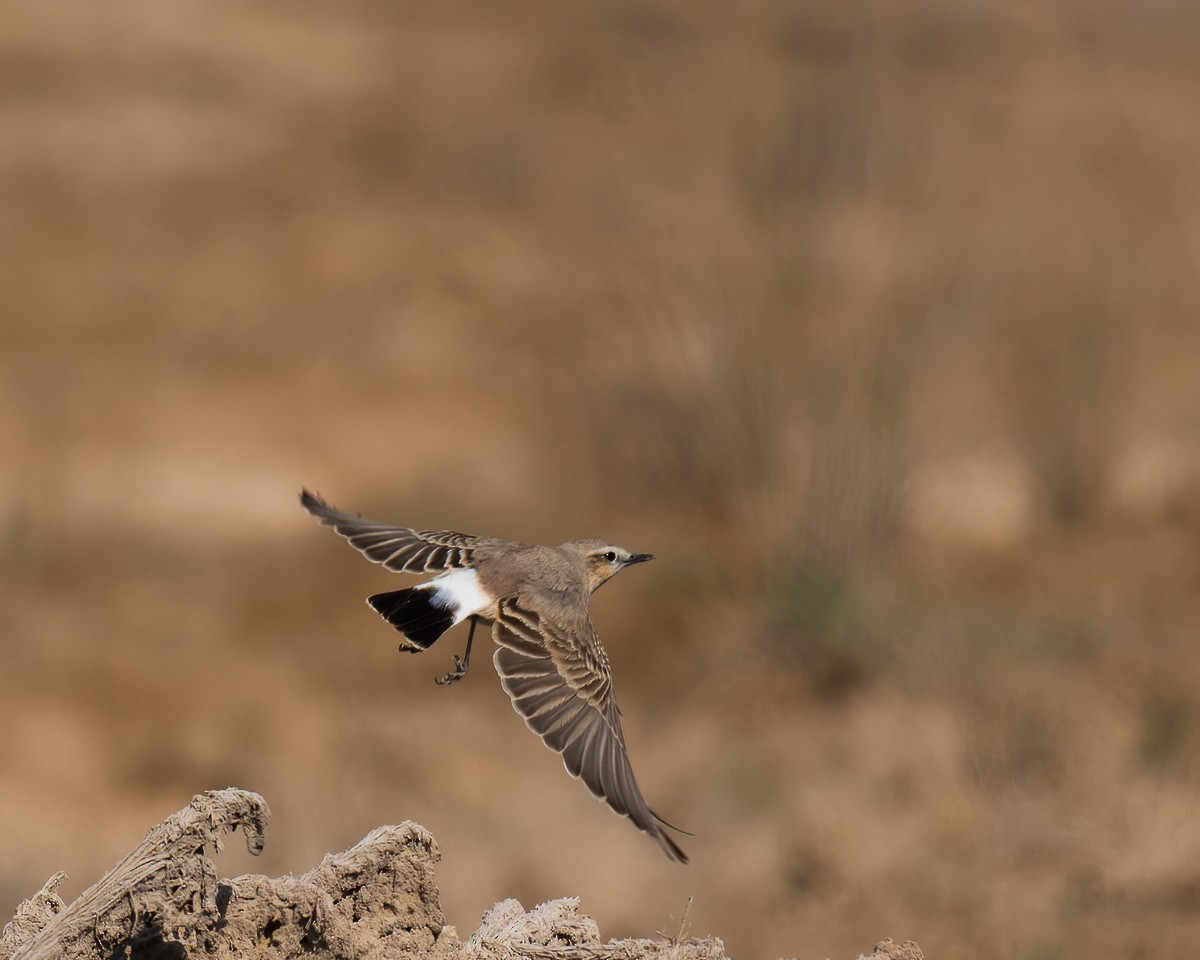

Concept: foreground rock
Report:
left=0, top=789, right=920, bottom=960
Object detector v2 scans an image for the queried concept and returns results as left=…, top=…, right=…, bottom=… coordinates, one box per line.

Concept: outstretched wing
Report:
left=491, top=597, right=688, bottom=863
left=300, top=489, right=477, bottom=573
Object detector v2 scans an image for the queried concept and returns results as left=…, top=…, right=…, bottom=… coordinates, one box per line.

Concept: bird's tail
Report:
left=367, top=587, right=454, bottom=652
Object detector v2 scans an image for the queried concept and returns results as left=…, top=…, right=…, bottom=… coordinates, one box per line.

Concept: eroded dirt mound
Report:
left=1, top=789, right=920, bottom=960
left=0, top=789, right=731, bottom=960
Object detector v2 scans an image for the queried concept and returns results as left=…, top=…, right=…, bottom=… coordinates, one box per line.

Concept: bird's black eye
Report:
left=602, top=551, right=618, bottom=562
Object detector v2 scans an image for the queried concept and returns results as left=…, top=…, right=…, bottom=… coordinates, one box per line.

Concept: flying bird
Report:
left=300, top=488, right=688, bottom=863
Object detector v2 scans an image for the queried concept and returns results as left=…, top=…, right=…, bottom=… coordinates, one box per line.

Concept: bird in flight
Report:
left=299, top=489, right=688, bottom=863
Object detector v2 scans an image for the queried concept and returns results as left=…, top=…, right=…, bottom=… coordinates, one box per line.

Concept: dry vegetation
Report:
left=3, top=1, right=1200, bottom=958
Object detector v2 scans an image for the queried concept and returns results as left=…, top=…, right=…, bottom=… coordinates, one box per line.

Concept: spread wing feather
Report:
left=491, top=598, right=688, bottom=863
left=301, top=489, right=476, bottom=573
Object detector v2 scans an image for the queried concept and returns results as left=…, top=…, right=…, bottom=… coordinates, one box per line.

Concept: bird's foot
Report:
left=434, top=656, right=468, bottom=686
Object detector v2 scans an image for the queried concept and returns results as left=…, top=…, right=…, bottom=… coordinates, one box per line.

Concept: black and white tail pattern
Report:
left=367, top=588, right=454, bottom=651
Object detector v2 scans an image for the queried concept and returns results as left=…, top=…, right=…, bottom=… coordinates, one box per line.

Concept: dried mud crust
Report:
left=0, top=789, right=737, bottom=960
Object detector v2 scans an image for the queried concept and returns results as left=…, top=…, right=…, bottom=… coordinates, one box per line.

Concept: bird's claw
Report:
left=435, top=655, right=467, bottom=686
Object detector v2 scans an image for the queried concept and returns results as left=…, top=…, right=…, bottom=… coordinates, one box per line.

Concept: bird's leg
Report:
left=435, top=617, right=476, bottom=686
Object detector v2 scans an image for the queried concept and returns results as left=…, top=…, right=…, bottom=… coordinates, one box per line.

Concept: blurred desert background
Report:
left=3, top=2, right=1200, bottom=958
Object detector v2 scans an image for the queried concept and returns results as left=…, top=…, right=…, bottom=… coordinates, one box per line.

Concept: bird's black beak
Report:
left=626, top=553, right=654, bottom=565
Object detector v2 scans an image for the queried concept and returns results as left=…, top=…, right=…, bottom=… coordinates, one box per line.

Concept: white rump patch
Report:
left=426, top=568, right=494, bottom=624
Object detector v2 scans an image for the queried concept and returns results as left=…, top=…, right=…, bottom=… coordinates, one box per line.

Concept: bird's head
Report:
left=562, top=539, right=654, bottom=593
